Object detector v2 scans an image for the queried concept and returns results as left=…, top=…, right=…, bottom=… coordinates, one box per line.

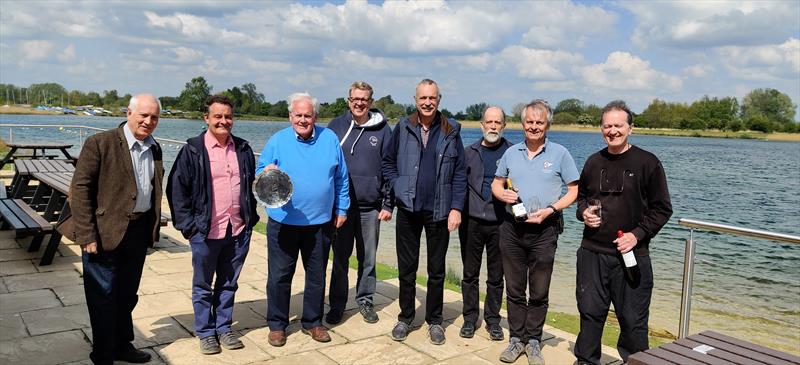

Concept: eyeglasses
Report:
left=599, top=168, right=630, bottom=193
left=348, top=97, right=372, bottom=104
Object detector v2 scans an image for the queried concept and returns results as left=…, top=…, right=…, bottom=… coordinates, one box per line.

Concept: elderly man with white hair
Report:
left=255, top=92, right=350, bottom=347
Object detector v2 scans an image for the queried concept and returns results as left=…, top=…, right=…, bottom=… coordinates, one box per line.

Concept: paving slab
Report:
left=0, top=313, right=28, bottom=341
left=325, top=306, right=396, bottom=342
left=250, top=350, right=337, bottom=365
left=52, top=284, right=86, bottom=306
left=319, top=335, right=436, bottom=365
left=131, top=315, right=193, bottom=348
left=132, top=290, right=192, bottom=319
left=0, top=329, right=91, bottom=365
left=0, top=260, right=37, bottom=275
left=3, top=269, right=82, bottom=291
left=146, top=256, right=193, bottom=274
left=156, top=331, right=272, bottom=365
left=0, top=247, right=41, bottom=262
left=21, top=303, right=90, bottom=336
left=433, top=352, right=495, bottom=365
left=0, top=288, right=61, bottom=314
left=35, top=254, right=82, bottom=273
left=402, top=320, right=495, bottom=361
left=0, top=278, right=7, bottom=294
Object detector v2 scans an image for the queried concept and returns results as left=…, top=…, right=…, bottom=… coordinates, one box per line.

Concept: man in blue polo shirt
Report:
left=255, top=92, right=350, bottom=347
left=491, top=99, right=579, bottom=365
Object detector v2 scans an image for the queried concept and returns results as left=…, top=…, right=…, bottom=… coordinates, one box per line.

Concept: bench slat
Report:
left=0, top=199, right=27, bottom=230
left=13, top=199, right=52, bottom=230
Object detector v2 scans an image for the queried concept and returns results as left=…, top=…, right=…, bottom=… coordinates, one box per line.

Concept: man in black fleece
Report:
left=325, top=81, right=393, bottom=324
left=573, top=100, right=672, bottom=365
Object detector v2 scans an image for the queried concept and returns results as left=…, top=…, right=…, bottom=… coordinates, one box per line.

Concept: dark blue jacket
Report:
left=327, top=109, right=393, bottom=210
left=166, top=131, right=259, bottom=239
left=382, top=111, right=467, bottom=221
left=464, top=138, right=512, bottom=222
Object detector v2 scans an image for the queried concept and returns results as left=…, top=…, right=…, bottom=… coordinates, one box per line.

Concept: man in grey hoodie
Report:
left=325, top=81, right=393, bottom=324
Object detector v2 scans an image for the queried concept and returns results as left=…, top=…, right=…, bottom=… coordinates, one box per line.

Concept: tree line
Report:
left=2, top=77, right=797, bottom=133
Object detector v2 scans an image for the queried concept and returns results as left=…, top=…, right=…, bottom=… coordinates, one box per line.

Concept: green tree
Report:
left=553, top=112, right=577, bottom=125
left=269, top=100, right=289, bottom=118
left=745, top=114, right=774, bottom=133
left=639, top=99, right=690, bottom=129
left=742, top=88, right=796, bottom=127
left=583, top=104, right=602, bottom=125
left=319, top=97, right=348, bottom=118
left=440, top=108, right=453, bottom=119
left=554, top=98, right=585, bottom=117
left=179, top=76, right=212, bottom=112
left=690, top=96, right=739, bottom=130
left=85, top=92, right=102, bottom=106
left=464, top=102, right=488, bottom=121
left=222, top=87, right=245, bottom=112
left=241, top=83, right=265, bottom=115
left=102, top=90, right=119, bottom=107
left=29, top=83, right=67, bottom=105
left=159, top=96, right=180, bottom=110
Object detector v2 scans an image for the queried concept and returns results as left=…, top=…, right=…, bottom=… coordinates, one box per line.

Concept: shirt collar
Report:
left=295, top=126, right=317, bottom=141
left=123, top=124, right=154, bottom=151
left=204, top=130, right=233, bottom=148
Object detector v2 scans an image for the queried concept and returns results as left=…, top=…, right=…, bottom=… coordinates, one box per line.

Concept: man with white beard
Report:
left=458, top=106, right=511, bottom=341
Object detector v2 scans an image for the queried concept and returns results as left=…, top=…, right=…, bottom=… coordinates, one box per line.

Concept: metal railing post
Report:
left=9, top=128, right=12, bottom=142
left=678, top=228, right=696, bottom=338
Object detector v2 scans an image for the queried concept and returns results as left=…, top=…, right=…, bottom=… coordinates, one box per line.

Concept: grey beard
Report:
left=484, top=131, right=501, bottom=144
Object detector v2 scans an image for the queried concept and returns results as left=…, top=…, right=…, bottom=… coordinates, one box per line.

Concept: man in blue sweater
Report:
left=326, top=81, right=393, bottom=325
left=382, top=79, right=467, bottom=345
left=255, top=92, right=350, bottom=347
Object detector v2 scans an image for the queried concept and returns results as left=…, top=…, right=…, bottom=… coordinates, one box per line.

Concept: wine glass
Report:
left=588, top=199, right=602, bottom=223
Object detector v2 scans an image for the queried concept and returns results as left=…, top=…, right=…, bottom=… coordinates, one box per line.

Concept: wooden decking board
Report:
left=673, top=338, right=770, bottom=365
left=692, top=334, right=795, bottom=365
left=646, top=347, right=705, bottom=365
left=659, top=343, right=726, bottom=365
left=701, top=331, right=800, bottom=364
left=629, top=351, right=676, bottom=365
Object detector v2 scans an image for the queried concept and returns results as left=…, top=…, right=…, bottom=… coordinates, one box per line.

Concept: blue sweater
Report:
left=255, top=126, right=350, bottom=225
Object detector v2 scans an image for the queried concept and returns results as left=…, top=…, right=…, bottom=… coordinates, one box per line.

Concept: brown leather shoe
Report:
left=268, top=330, right=286, bottom=347
left=301, top=326, right=331, bottom=342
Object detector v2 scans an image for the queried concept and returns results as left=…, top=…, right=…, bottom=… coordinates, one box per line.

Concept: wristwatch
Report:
left=547, top=205, right=558, bottom=214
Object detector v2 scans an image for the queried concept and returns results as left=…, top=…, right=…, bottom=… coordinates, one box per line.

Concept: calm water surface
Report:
left=2, top=115, right=799, bottom=353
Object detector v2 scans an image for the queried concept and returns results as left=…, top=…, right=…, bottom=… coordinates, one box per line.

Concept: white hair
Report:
left=128, top=94, right=162, bottom=112
left=287, top=92, right=319, bottom=114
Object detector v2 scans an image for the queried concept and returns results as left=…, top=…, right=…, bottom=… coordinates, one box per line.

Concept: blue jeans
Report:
left=329, top=208, right=380, bottom=311
left=266, top=218, right=333, bottom=330
left=189, top=225, right=251, bottom=339
left=82, top=215, right=151, bottom=365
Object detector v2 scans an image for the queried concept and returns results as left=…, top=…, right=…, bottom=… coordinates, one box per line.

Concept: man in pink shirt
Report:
left=166, top=95, right=259, bottom=355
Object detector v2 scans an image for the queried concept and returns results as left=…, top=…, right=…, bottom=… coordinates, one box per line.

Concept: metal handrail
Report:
left=0, top=123, right=188, bottom=147
left=676, top=217, right=800, bottom=339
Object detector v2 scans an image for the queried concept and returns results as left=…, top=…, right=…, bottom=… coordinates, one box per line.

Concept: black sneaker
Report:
left=428, top=324, right=446, bottom=345
left=219, top=331, right=244, bottom=350
left=326, top=309, right=344, bottom=324
left=391, top=321, right=410, bottom=341
left=198, top=336, right=221, bottom=355
left=359, top=303, right=379, bottom=323
left=459, top=321, right=475, bottom=338
left=115, top=345, right=152, bottom=363
left=486, top=323, right=504, bottom=341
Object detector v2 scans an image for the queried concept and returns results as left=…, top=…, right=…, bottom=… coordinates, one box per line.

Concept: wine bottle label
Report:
left=511, top=203, right=527, bottom=218
left=622, top=251, right=637, bottom=267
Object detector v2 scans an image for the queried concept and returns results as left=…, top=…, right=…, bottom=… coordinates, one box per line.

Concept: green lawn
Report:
left=251, top=221, right=670, bottom=349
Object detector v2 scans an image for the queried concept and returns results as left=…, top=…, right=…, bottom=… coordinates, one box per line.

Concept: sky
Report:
left=1, top=0, right=798, bottom=115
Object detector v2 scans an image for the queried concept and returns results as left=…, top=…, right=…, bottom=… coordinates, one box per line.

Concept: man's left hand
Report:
left=614, top=232, right=638, bottom=253
left=335, top=215, right=347, bottom=228
left=378, top=209, right=393, bottom=222
left=447, top=209, right=461, bottom=232
left=524, top=208, right=553, bottom=224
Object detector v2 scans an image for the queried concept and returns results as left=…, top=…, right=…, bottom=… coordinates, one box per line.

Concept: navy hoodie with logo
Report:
left=327, top=109, right=393, bottom=210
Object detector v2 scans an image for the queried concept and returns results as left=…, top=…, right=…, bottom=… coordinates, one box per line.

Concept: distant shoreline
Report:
left=2, top=104, right=798, bottom=142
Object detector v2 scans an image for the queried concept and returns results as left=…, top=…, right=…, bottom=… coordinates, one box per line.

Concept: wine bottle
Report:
left=617, top=230, right=637, bottom=267
left=507, top=178, right=527, bottom=222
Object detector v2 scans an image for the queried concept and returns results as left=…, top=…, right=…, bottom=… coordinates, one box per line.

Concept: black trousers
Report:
left=574, top=247, right=653, bottom=364
left=460, top=216, right=504, bottom=326
left=396, top=208, right=449, bottom=325
left=499, top=219, right=558, bottom=342
left=82, top=215, right=153, bottom=365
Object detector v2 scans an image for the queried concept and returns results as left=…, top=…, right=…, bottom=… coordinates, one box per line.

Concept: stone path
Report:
left=0, top=220, right=622, bottom=364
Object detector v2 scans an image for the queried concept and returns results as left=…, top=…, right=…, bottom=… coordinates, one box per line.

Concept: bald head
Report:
left=126, top=93, right=161, bottom=140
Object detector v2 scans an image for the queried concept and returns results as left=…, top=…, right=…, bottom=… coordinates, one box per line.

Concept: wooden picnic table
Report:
left=628, top=330, right=800, bottom=365
left=0, top=142, right=74, bottom=169
left=8, top=159, right=75, bottom=199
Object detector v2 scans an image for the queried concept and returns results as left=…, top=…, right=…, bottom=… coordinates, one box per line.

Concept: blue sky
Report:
left=1, top=0, right=798, bottom=115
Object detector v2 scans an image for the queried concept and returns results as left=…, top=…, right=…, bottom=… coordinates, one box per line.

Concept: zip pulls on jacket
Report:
left=339, top=111, right=383, bottom=155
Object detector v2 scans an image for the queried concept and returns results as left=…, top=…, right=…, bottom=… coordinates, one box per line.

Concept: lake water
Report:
left=2, top=114, right=799, bottom=354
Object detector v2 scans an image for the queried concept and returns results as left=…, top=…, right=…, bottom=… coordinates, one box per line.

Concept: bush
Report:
left=726, top=120, right=743, bottom=132
left=746, top=114, right=774, bottom=133
left=577, top=114, right=597, bottom=125
left=780, top=122, right=798, bottom=133
left=553, top=112, right=577, bottom=125
left=679, top=118, right=706, bottom=130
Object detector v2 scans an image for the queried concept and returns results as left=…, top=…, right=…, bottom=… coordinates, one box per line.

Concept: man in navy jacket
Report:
left=382, top=79, right=467, bottom=345
left=166, top=95, right=258, bottom=355
left=325, top=81, right=393, bottom=325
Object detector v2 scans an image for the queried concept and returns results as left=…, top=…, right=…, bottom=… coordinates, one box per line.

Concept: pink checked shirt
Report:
left=204, top=132, right=243, bottom=239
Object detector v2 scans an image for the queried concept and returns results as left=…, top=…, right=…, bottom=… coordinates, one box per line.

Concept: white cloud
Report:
left=145, top=11, right=249, bottom=45
left=19, top=40, right=54, bottom=62
left=717, top=38, right=800, bottom=80
left=683, top=63, right=715, bottom=78
left=171, top=47, right=203, bottom=64
left=58, top=44, right=76, bottom=62
left=623, top=1, right=799, bottom=49
left=323, top=50, right=406, bottom=71
left=516, top=2, right=617, bottom=48
left=500, top=46, right=584, bottom=80
left=576, top=51, right=682, bottom=91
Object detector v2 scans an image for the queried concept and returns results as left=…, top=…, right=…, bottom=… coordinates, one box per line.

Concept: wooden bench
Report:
left=629, top=330, right=800, bottom=365
left=0, top=198, right=54, bottom=252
